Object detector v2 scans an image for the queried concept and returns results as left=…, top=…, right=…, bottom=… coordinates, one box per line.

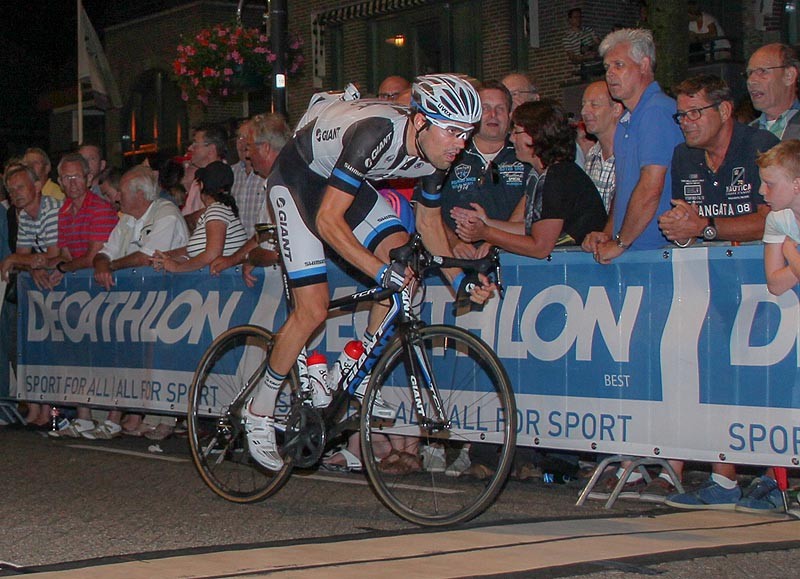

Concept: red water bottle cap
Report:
left=344, top=340, right=365, bottom=357
left=308, top=351, right=327, bottom=365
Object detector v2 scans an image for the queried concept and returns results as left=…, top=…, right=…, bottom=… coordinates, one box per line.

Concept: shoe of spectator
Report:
left=445, top=447, right=471, bottom=477
left=242, top=404, right=283, bottom=471
left=173, top=419, right=188, bottom=436
left=144, top=423, right=174, bottom=441
left=48, top=418, right=94, bottom=438
left=421, top=445, right=446, bottom=473
left=639, top=477, right=676, bottom=503
left=735, top=476, right=784, bottom=514
left=664, top=479, right=741, bottom=510
left=586, top=474, right=644, bottom=500
left=465, top=463, right=494, bottom=480
left=82, top=420, right=122, bottom=440
left=122, top=423, right=155, bottom=437
left=514, top=463, right=542, bottom=482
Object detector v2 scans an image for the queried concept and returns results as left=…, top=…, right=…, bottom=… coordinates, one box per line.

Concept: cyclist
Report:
left=243, top=74, right=496, bottom=470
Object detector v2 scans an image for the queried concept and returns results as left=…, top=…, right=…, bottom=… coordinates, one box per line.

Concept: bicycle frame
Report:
left=224, top=232, right=501, bottom=454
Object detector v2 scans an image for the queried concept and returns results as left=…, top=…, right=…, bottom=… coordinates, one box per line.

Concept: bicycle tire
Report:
left=188, top=325, right=298, bottom=503
left=360, top=324, right=517, bottom=526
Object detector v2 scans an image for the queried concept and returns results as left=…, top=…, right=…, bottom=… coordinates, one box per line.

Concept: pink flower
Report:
left=223, top=67, right=234, bottom=76
left=259, top=34, right=269, bottom=43
left=209, top=43, right=217, bottom=50
left=181, top=90, right=189, bottom=101
left=221, top=88, right=229, bottom=96
left=192, top=77, right=199, bottom=86
left=254, top=46, right=267, bottom=54
left=184, top=45, right=196, bottom=56
left=267, top=53, right=277, bottom=63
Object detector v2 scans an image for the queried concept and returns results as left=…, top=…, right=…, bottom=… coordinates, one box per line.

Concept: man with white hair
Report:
left=93, top=165, right=189, bottom=291
left=582, top=28, right=683, bottom=261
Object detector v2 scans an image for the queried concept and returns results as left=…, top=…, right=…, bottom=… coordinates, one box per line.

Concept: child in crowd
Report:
left=759, top=140, right=800, bottom=295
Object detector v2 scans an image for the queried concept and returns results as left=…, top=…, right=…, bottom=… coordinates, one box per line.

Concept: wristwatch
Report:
left=615, top=235, right=630, bottom=250
left=702, top=217, right=717, bottom=241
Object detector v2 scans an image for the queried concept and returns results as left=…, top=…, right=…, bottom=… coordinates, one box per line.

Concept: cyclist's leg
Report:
left=249, top=184, right=330, bottom=416
left=243, top=179, right=329, bottom=471
left=348, top=183, right=410, bottom=337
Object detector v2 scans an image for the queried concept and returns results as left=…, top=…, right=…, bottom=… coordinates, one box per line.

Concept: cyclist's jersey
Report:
left=292, top=99, right=446, bottom=209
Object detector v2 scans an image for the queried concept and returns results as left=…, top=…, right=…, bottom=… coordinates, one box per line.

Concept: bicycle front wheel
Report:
left=360, top=325, right=517, bottom=526
left=188, top=325, right=298, bottom=503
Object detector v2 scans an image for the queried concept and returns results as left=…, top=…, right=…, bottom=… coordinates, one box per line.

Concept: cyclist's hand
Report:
left=456, top=272, right=495, bottom=306
left=376, top=262, right=412, bottom=292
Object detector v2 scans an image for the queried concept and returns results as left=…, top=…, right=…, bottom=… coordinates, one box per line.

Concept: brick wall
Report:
left=103, top=1, right=264, bottom=163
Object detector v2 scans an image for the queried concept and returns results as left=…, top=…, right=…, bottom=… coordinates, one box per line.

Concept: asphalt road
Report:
left=1, top=427, right=798, bottom=577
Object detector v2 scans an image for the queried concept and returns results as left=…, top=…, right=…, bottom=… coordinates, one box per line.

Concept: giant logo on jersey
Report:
left=315, top=127, right=341, bottom=142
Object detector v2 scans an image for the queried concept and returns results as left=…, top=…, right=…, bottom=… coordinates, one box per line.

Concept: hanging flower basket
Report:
left=172, top=22, right=304, bottom=105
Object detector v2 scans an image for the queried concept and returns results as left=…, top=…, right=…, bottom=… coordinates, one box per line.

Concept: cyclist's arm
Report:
left=316, top=185, right=386, bottom=281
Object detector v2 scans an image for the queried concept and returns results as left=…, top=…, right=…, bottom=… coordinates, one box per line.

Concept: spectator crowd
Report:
left=0, top=11, right=797, bottom=513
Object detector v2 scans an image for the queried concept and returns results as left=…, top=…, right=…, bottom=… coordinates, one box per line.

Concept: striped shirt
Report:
left=17, top=195, right=62, bottom=252
left=231, top=161, right=266, bottom=237
left=186, top=202, right=248, bottom=258
left=584, top=142, right=616, bottom=213
left=58, top=192, right=118, bottom=259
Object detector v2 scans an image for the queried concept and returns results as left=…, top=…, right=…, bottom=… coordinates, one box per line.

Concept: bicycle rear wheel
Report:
left=360, top=325, right=516, bottom=526
left=188, top=325, right=298, bottom=503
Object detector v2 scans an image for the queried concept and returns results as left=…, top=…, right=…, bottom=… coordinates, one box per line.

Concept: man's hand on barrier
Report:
left=94, top=267, right=114, bottom=291
left=242, top=263, right=258, bottom=287
left=210, top=255, right=235, bottom=276
left=658, top=199, right=702, bottom=242
left=582, top=231, right=610, bottom=255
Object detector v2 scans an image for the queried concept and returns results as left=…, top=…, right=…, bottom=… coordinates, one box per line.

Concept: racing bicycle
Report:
left=187, top=232, right=517, bottom=526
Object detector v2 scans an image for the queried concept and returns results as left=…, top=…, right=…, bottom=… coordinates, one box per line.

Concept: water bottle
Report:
left=328, top=340, right=364, bottom=392
left=307, top=351, right=331, bottom=408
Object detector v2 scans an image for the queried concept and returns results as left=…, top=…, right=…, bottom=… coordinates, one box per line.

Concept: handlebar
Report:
left=388, top=233, right=504, bottom=298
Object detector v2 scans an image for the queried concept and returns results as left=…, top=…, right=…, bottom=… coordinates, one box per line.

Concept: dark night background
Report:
left=2, top=1, right=107, bottom=159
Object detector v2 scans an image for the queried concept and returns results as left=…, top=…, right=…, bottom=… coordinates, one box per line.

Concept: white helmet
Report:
left=411, top=74, right=482, bottom=125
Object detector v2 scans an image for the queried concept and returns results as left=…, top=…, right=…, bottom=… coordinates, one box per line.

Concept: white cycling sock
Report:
left=250, top=364, right=285, bottom=416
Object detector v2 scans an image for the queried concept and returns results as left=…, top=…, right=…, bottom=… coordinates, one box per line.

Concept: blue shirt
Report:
left=671, top=122, right=778, bottom=221
left=614, top=82, right=684, bottom=249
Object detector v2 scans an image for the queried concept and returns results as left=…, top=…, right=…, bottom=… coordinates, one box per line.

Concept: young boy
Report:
left=758, top=139, right=800, bottom=296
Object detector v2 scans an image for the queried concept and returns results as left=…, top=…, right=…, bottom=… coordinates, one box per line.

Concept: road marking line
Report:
left=303, top=472, right=462, bottom=494
left=65, top=444, right=189, bottom=463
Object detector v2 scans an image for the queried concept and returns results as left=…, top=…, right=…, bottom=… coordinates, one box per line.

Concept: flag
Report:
left=78, top=1, right=121, bottom=109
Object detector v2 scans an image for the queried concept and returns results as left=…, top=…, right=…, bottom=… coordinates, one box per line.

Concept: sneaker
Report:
left=421, top=445, right=446, bottom=473
left=664, top=479, right=741, bottom=510
left=445, top=447, right=472, bottom=477
left=586, top=474, right=645, bottom=500
left=639, top=477, right=677, bottom=503
left=465, top=463, right=494, bottom=480
left=144, top=423, right=174, bottom=441
left=48, top=418, right=94, bottom=438
left=736, top=477, right=784, bottom=514
left=82, top=420, right=122, bottom=440
left=173, top=419, right=188, bottom=436
left=242, top=404, right=283, bottom=471
left=513, top=462, right=542, bottom=482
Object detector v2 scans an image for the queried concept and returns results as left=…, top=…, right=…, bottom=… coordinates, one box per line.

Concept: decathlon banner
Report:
left=11, top=245, right=800, bottom=467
